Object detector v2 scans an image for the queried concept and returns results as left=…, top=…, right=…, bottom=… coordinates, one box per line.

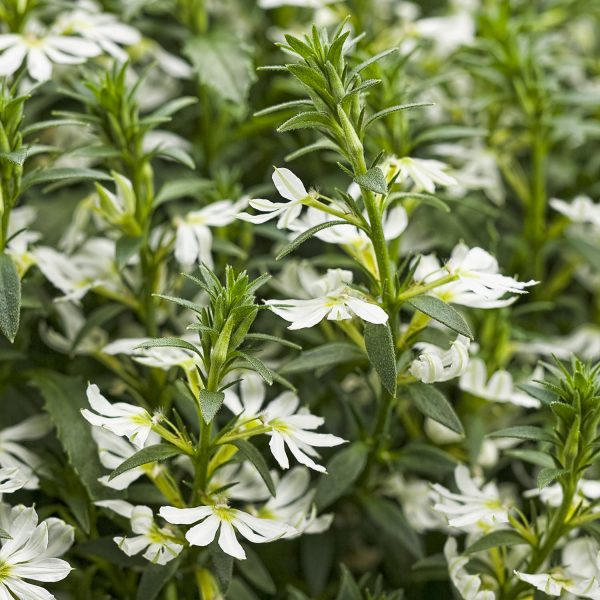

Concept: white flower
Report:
left=0, top=415, right=52, bottom=489
left=82, top=383, right=156, bottom=449
left=387, top=156, right=457, bottom=193
left=0, top=468, right=25, bottom=495
left=432, top=465, right=509, bottom=531
left=515, top=569, right=600, bottom=598
left=92, top=427, right=158, bottom=490
left=5, top=206, right=40, bottom=278
left=415, top=243, right=537, bottom=308
left=524, top=478, right=600, bottom=508
left=265, top=268, right=388, bottom=329
left=261, top=391, right=346, bottom=473
left=174, top=199, right=247, bottom=268
left=550, top=195, right=600, bottom=227
left=459, top=359, right=541, bottom=408
left=96, top=500, right=183, bottom=565
left=257, top=467, right=333, bottom=537
left=415, top=13, right=475, bottom=56
left=159, top=502, right=295, bottom=560
left=0, top=504, right=73, bottom=599
left=516, top=326, right=600, bottom=361
left=53, top=0, right=141, bottom=62
left=410, top=335, right=471, bottom=383
left=237, top=167, right=313, bottom=228
left=223, top=370, right=266, bottom=418
left=33, top=239, right=122, bottom=303
left=382, top=475, right=444, bottom=532
left=0, top=26, right=100, bottom=81
left=444, top=537, right=495, bottom=600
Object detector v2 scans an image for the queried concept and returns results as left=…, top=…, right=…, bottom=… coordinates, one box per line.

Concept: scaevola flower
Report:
left=550, top=195, right=600, bottom=227
left=386, top=156, right=457, bottom=193
left=445, top=538, right=495, bottom=600
left=410, top=335, right=471, bottom=383
left=82, top=384, right=156, bottom=449
left=237, top=167, right=314, bottom=228
left=265, top=268, right=388, bottom=329
left=96, top=500, right=183, bottom=565
left=515, top=568, right=600, bottom=598
left=159, top=502, right=295, bottom=560
left=0, top=468, right=25, bottom=495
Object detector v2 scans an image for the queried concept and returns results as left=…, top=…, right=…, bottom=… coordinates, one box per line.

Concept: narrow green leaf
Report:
left=0, top=254, right=20, bottom=343
left=465, top=530, right=525, bottom=554
left=276, top=220, right=348, bottom=260
left=154, top=293, right=204, bottom=313
left=0, top=147, right=28, bottom=165
left=116, top=235, right=143, bottom=271
left=335, top=565, right=362, bottom=600
left=23, top=119, right=90, bottom=136
left=254, top=99, right=312, bottom=117
left=210, top=541, right=234, bottom=592
left=505, top=449, right=555, bottom=468
left=236, top=351, right=273, bottom=385
left=236, top=546, right=277, bottom=594
left=231, top=439, right=276, bottom=497
left=406, top=382, right=464, bottom=435
left=154, top=178, right=212, bottom=207
left=315, top=443, right=368, bottom=510
left=136, top=557, right=182, bottom=600
left=199, top=389, right=225, bottom=424
left=280, top=343, right=367, bottom=375
left=22, top=167, right=111, bottom=191
left=355, top=166, right=387, bottom=195
left=134, top=337, right=202, bottom=357
left=517, top=383, right=557, bottom=405
left=487, top=426, right=555, bottom=443
left=349, top=47, right=399, bottom=79
left=155, top=146, right=195, bottom=169
left=245, top=333, right=302, bottom=350
left=150, top=96, right=197, bottom=119
left=277, top=111, right=332, bottom=133
left=364, top=322, right=397, bottom=395
left=109, top=444, right=181, bottom=480
left=538, top=467, right=569, bottom=489
left=407, top=295, right=473, bottom=339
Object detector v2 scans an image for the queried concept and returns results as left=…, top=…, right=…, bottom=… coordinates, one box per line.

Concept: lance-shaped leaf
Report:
left=231, top=439, right=276, bottom=497
left=465, top=530, right=525, bottom=554
left=406, top=382, right=464, bottom=435
left=276, top=220, right=349, bottom=260
left=109, top=444, right=182, bottom=480
left=487, top=426, right=555, bottom=444
left=407, top=295, right=473, bottom=339
left=355, top=166, right=387, bottom=195
left=364, top=322, right=397, bottom=395
left=134, top=337, right=203, bottom=357
left=199, top=390, right=225, bottom=424
left=0, top=253, right=20, bottom=343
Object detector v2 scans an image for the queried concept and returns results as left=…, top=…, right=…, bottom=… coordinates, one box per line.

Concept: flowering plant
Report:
left=0, top=0, right=598, bottom=598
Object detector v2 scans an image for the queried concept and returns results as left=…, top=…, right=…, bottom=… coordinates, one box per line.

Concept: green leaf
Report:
left=365, top=103, right=433, bottom=129
left=315, top=442, right=368, bottom=510
left=349, top=47, right=399, bottom=78
left=155, top=178, right=212, bottom=207
left=335, top=565, right=362, bottom=600
left=407, top=295, right=473, bottom=339
left=538, top=467, right=569, bottom=489
left=276, top=220, right=348, bottom=260
left=21, top=167, right=111, bottom=191
left=150, top=96, right=197, bottom=119
left=517, top=383, right=557, bottom=405
left=355, top=166, right=387, bottom=195
left=115, top=235, right=142, bottom=271
left=465, top=530, right=525, bottom=554
left=23, top=119, right=90, bottom=136
left=406, top=382, right=464, bottom=435
left=236, top=351, right=274, bottom=385
left=231, top=439, right=276, bottom=497
left=184, top=33, right=256, bottom=104
left=134, top=337, right=202, bottom=357
left=0, top=147, right=28, bottom=165
left=210, top=541, right=234, bottom=593
left=277, top=111, right=332, bottom=133
left=109, top=444, right=182, bottom=480
left=413, top=125, right=487, bottom=147
left=396, top=443, right=457, bottom=478
left=364, top=322, right=397, bottom=395
left=236, top=546, right=276, bottom=594
left=488, top=426, right=555, bottom=443
left=245, top=333, right=301, bottom=350
left=280, top=343, right=367, bottom=375
left=155, top=146, right=195, bottom=169
left=30, top=372, right=112, bottom=500
left=254, top=99, right=312, bottom=117
left=199, top=389, right=225, bottom=424
left=505, top=449, right=555, bottom=468
left=136, top=557, right=182, bottom=600
left=363, top=497, right=424, bottom=559
left=0, top=254, right=20, bottom=343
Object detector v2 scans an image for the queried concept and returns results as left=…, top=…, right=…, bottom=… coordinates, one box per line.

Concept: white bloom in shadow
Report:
left=159, top=502, right=295, bottom=560
left=265, top=268, right=387, bottom=329
left=550, top=195, right=600, bottom=227
left=96, top=500, right=183, bottom=565
left=410, top=335, right=470, bottom=383
left=445, top=537, right=495, bottom=600
left=387, top=156, right=457, bottom=193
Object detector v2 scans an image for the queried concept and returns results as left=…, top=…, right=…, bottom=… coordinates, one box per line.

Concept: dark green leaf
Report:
left=505, top=449, right=555, bottom=468
left=407, top=295, right=473, bottom=339
left=335, top=565, right=362, bottom=600
left=236, top=546, right=276, bottom=594
left=355, top=166, right=387, bottom=195
left=116, top=236, right=143, bottom=270
left=315, top=442, right=368, bottom=510
left=349, top=47, right=399, bottom=78
left=465, top=530, right=526, bottom=554
left=488, top=426, right=555, bottom=443
left=364, top=322, right=397, bottom=395
left=134, top=337, right=202, bottom=356
left=155, top=146, right=195, bottom=169
left=276, top=220, right=349, bottom=260
left=0, top=253, right=20, bottom=343
left=406, top=383, right=464, bottom=435
left=210, top=540, right=234, bottom=592
left=517, top=383, right=557, bottom=405
left=538, top=467, right=569, bottom=489
left=109, top=444, right=182, bottom=480
left=22, top=167, right=111, bottom=191
left=155, top=178, right=212, bottom=207
left=231, top=439, right=276, bottom=497
left=245, top=333, right=302, bottom=350
left=199, top=389, right=225, bottom=424
left=236, top=351, right=274, bottom=385
left=136, top=557, right=182, bottom=600
left=277, top=111, right=332, bottom=133
left=365, top=103, right=433, bottom=129
left=280, top=343, right=366, bottom=375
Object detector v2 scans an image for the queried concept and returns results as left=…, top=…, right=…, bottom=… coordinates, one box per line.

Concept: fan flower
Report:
left=515, top=569, right=600, bottom=598
left=237, top=167, right=314, bottom=229
left=0, top=467, right=25, bottom=495
left=261, top=391, right=346, bottom=473
left=387, top=156, right=457, bottom=193
left=174, top=199, right=247, bottom=268
left=265, top=268, right=388, bottom=329
left=410, top=335, right=471, bottom=383
left=82, top=383, right=156, bottom=449
left=0, top=26, right=100, bottom=82
left=159, top=502, right=295, bottom=560
left=96, top=500, right=183, bottom=565
left=0, top=504, right=73, bottom=599
left=431, top=465, right=510, bottom=531
left=445, top=538, right=495, bottom=600
left=550, top=195, right=600, bottom=227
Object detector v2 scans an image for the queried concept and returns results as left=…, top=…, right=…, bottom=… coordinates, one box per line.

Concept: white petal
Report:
left=218, top=521, right=246, bottom=559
